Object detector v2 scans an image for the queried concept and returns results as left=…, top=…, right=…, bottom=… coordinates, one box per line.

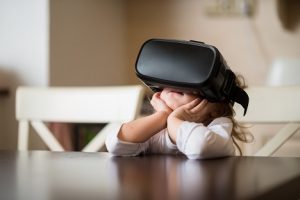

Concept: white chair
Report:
left=266, top=58, right=300, bottom=86
left=234, top=86, right=300, bottom=156
left=16, top=85, right=145, bottom=152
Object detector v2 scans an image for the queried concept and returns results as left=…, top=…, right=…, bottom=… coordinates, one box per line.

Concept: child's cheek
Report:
left=161, top=96, right=177, bottom=110
left=160, top=93, right=167, bottom=103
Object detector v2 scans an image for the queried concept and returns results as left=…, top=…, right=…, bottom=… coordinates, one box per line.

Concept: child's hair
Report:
left=215, top=74, right=253, bottom=155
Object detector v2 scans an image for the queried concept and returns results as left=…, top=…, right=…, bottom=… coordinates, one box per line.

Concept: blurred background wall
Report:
left=125, top=0, right=300, bottom=85
left=0, top=0, right=49, bottom=149
left=0, top=0, right=300, bottom=150
left=50, top=0, right=127, bottom=86
left=49, top=0, right=300, bottom=87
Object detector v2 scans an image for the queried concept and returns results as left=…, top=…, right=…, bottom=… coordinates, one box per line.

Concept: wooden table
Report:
left=0, top=151, right=300, bottom=200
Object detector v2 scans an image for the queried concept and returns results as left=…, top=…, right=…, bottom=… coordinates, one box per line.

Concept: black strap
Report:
left=223, top=70, right=249, bottom=115
left=229, top=85, right=249, bottom=116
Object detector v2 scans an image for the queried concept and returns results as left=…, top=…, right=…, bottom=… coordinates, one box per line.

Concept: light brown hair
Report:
left=214, top=74, right=253, bottom=155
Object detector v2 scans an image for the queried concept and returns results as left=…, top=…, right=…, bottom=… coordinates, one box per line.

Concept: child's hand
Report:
left=150, top=92, right=173, bottom=115
left=167, top=98, right=218, bottom=144
left=168, top=99, right=213, bottom=123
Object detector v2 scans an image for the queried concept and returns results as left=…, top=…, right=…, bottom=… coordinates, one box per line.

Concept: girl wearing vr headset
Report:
left=106, top=39, right=252, bottom=159
left=105, top=76, right=250, bottom=159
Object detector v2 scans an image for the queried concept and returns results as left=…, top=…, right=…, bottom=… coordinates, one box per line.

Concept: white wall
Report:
left=0, top=0, right=49, bottom=149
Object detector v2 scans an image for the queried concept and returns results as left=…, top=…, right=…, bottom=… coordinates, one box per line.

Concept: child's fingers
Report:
left=151, top=92, right=161, bottom=101
left=190, top=99, right=208, bottom=113
left=150, top=97, right=159, bottom=106
left=184, top=98, right=201, bottom=109
left=151, top=93, right=166, bottom=106
left=153, top=92, right=160, bottom=98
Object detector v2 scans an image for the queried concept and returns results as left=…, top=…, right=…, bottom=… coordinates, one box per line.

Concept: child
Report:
left=105, top=76, right=250, bottom=159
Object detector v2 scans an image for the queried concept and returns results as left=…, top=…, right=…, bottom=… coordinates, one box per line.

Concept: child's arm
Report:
left=105, top=92, right=172, bottom=156
left=167, top=99, right=235, bottom=159
left=118, top=92, right=172, bottom=143
left=167, top=99, right=209, bottom=143
left=118, top=111, right=169, bottom=142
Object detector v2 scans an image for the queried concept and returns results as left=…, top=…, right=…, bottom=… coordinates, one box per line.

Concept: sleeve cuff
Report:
left=105, top=123, right=149, bottom=156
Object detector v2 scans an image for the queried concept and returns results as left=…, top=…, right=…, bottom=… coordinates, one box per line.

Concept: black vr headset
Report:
left=135, top=39, right=249, bottom=115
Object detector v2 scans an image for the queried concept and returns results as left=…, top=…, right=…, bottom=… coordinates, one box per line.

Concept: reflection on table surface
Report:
left=0, top=151, right=300, bottom=200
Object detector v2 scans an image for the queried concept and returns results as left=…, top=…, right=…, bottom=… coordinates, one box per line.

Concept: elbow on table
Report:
left=105, top=140, right=141, bottom=157
left=106, top=146, right=139, bottom=157
left=106, top=145, right=121, bottom=156
left=183, top=141, right=212, bottom=160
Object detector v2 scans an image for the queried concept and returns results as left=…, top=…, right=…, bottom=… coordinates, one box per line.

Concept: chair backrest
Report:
left=234, top=86, right=300, bottom=156
left=266, top=58, right=300, bottom=86
left=16, top=86, right=144, bottom=123
left=234, top=86, right=300, bottom=123
left=16, top=85, right=145, bottom=152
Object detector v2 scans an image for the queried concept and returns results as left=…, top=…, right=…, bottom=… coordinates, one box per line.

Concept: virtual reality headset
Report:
left=135, top=39, right=249, bottom=115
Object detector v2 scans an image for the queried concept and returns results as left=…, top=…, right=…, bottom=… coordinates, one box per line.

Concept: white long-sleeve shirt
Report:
left=105, top=117, right=235, bottom=159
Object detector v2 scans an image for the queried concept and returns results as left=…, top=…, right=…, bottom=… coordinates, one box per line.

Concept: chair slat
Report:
left=16, top=86, right=144, bottom=123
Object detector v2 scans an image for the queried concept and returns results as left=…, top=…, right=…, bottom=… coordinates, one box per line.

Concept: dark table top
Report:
left=0, top=151, right=300, bottom=200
